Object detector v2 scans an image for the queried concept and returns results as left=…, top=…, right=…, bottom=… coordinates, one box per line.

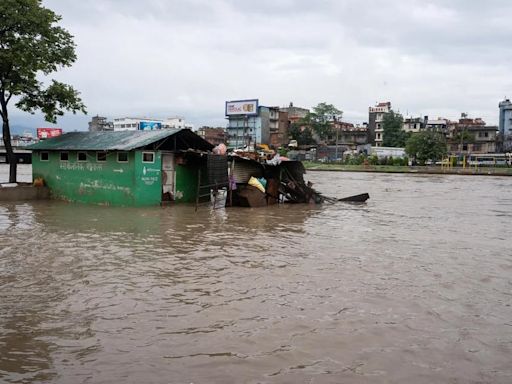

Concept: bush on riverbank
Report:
left=342, top=154, right=409, bottom=167
left=302, top=161, right=512, bottom=176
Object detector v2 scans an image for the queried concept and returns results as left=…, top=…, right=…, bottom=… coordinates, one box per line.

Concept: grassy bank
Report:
left=302, top=161, right=512, bottom=176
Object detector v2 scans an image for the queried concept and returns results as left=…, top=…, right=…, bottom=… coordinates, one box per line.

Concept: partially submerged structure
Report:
left=226, top=153, right=324, bottom=207
left=29, top=129, right=227, bottom=206
left=226, top=152, right=369, bottom=207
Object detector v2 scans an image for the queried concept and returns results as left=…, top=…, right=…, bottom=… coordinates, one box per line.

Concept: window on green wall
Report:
left=40, top=152, right=49, bottom=161
left=97, top=152, right=107, bottom=162
left=142, top=152, right=154, bottom=163
left=60, top=152, right=69, bottom=161
left=77, top=152, right=87, bottom=162
left=117, top=152, right=128, bottom=163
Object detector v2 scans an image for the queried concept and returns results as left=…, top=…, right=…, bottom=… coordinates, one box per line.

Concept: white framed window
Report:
left=142, top=152, right=155, bottom=163
left=60, top=152, right=69, bottom=161
left=97, top=151, right=107, bottom=162
left=77, top=152, right=87, bottom=162
left=117, top=152, right=128, bottom=163
left=40, top=152, right=49, bottom=161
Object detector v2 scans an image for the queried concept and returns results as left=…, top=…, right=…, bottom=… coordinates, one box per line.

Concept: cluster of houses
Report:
left=369, top=102, right=504, bottom=154
left=82, top=98, right=512, bottom=160
left=200, top=99, right=512, bottom=159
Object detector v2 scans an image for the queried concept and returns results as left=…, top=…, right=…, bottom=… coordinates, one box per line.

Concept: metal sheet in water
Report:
left=1, top=168, right=512, bottom=383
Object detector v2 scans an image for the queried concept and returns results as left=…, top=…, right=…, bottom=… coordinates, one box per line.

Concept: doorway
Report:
left=161, top=153, right=175, bottom=202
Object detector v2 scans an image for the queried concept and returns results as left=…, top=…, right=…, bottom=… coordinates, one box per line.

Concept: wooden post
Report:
left=195, top=169, right=201, bottom=212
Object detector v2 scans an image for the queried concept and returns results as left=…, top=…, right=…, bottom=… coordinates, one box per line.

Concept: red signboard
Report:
left=37, top=128, right=63, bottom=139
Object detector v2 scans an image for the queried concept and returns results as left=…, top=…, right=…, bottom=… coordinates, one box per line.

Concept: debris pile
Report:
left=226, top=152, right=334, bottom=207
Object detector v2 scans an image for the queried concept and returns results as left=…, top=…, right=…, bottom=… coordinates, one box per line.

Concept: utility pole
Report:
left=244, top=115, right=249, bottom=149
left=334, top=115, right=339, bottom=161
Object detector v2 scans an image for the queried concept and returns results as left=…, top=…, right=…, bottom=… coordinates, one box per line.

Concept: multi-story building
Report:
left=336, top=124, right=368, bottom=148
left=280, top=102, right=309, bottom=123
left=225, top=100, right=271, bottom=149
left=88, top=115, right=113, bottom=132
left=197, top=127, right=226, bottom=146
left=402, top=117, right=425, bottom=133
left=113, top=117, right=163, bottom=131
left=368, top=102, right=391, bottom=146
left=449, top=115, right=498, bottom=154
left=426, top=118, right=449, bottom=135
left=269, top=108, right=289, bottom=148
left=499, top=98, right=512, bottom=137
left=499, top=98, right=512, bottom=151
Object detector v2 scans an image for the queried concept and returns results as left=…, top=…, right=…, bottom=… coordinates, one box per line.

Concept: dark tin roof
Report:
left=28, top=129, right=214, bottom=152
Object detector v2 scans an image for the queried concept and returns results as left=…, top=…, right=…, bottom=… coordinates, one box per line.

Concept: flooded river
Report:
left=1, top=165, right=512, bottom=383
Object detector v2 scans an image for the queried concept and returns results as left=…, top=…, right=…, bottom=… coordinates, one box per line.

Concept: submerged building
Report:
left=28, top=129, right=222, bottom=206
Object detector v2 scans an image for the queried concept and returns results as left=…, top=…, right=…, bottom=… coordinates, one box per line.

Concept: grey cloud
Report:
left=21, top=0, right=512, bottom=131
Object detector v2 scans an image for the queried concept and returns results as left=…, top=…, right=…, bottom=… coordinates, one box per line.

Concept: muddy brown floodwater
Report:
left=1, top=167, right=512, bottom=383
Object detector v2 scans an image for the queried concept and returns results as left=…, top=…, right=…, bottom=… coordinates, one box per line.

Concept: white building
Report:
left=370, top=146, right=406, bottom=158
left=113, top=116, right=193, bottom=131
left=163, top=117, right=194, bottom=130
left=113, top=117, right=163, bottom=131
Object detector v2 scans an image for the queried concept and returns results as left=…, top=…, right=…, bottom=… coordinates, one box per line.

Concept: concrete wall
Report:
left=0, top=185, right=49, bottom=201
left=32, top=150, right=163, bottom=206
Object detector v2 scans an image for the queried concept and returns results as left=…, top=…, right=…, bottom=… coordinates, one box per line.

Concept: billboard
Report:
left=225, top=99, right=259, bottom=116
left=37, top=128, right=63, bottom=139
left=139, top=121, right=162, bottom=130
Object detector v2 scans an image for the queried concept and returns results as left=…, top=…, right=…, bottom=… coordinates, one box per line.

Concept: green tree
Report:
left=0, top=0, right=86, bottom=182
left=289, top=122, right=315, bottom=146
left=382, top=111, right=408, bottom=147
left=452, top=130, right=475, bottom=144
left=405, top=131, right=447, bottom=165
left=312, top=102, right=343, bottom=123
left=311, top=102, right=342, bottom=140
left=295, top=102, right=343, bottom=142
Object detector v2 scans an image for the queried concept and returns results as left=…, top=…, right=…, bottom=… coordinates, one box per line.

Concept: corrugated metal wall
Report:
left=231, top=159, right=263, bottom=184
left=207, top=154, right=229, bottom=187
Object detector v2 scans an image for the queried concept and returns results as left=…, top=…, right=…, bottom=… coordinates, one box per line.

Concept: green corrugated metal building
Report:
left=28, top=129, right=215, bottom=206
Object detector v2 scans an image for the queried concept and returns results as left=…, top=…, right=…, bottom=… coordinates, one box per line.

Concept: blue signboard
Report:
left=139, top=121, right=162, bottom=130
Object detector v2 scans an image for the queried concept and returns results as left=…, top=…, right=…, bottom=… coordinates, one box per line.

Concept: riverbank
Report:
left=303, top=161, right=512, bottom=176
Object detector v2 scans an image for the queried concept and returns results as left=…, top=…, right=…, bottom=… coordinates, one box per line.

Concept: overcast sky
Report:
left=12, top=0, right=512, bottom=131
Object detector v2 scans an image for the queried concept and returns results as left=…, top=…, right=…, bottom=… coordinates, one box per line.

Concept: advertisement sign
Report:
left=37, top=128, right=63, bottom=139
left=225, top=99, right=259, bottom=116
left=139, top=121, right=162, bottom=130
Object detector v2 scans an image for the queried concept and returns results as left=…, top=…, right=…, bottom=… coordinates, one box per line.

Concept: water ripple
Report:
left=1, top=172, right=512, bottom=383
